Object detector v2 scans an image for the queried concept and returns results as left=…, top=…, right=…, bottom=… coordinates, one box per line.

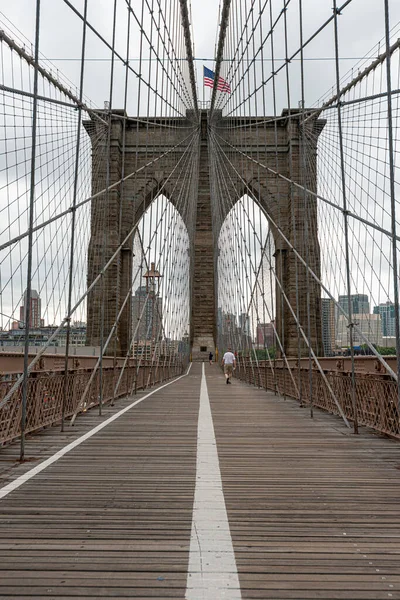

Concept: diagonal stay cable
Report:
left=211, top=128, right=400, bottom=243
left=209, top=128, right=398, bottom=382
left=0, top=131, right=198, bottom=410
left=0, top=128, right=198, bottom=253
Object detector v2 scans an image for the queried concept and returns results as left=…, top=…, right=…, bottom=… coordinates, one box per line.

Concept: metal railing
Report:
left=0, top=354, right=186, bottom=445
left=234, top=358, right=399, bottom=439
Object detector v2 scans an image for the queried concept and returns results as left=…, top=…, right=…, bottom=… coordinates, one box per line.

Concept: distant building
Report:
left=222, top=312, right=237, bottom=344
left=236, top=313, right=253, bottom=350
left=256, top=322, right=275, bottom=348
left=373, top=301, right=396, bottom=337
left=239, top=313, right=250, bottom=337
left=321, top=298, right=336, bottom=356
left=221, top=312, right=237, bottom=334
left=158, top=339, right=180, bottom=356
left=217, top=307, right=223, bottom=332
left=52, top=326, right=86, bottom=347
left=381, top=336, right=397, bottom=349
left=0, top=325, right=86, bottom=348
left=19, top=289, right=41, bottom=328
left=336, top=313, right=382, bottom=348
left=132, top=340, right=154, bottom=360
left=217, top=310, right=239, bottom=349
left=72, top=320, right=86, bottom=328
left=132, top=285, right=163, bottom=342
left=338, top=294, right=369, bottom=317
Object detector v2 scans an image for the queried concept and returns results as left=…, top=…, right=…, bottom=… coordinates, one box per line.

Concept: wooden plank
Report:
left=206, top=369, right=400, bottom=599
left=0, top=370, right=200, bottom=598
left=0, top=363, right=400, bottom=599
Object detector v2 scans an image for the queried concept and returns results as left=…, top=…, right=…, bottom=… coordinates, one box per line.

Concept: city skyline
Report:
left=218, top=291, right=398, bottom=355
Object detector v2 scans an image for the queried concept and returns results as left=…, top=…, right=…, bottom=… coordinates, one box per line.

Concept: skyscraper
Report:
left=373, top=301, right=396, bottom=337
left=239, top=313, right=250, bottom=337
left=19, top=289, right=42, bottom=328
left=132, top=285, right=163, bottom=342
left=256, top=322, right=275, bottom=348
left=321, top=298, right=336, bottom=356
left=338, top=294, right=370, bottom=316
left=336, top=313, right=382, bottom=347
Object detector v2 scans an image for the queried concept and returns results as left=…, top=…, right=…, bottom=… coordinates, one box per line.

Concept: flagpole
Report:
left=202, top=65, right=205, bottom=109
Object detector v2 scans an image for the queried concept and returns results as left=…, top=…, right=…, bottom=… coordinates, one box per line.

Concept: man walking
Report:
left=222, top=347, right=236, bottom=384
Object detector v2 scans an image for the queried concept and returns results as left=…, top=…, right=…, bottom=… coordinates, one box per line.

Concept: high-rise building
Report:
left=338, top=294, right=370, bottom=316
left=336, top=313, right=382, bottom=347
left=321, top=298, right=336, bottom=356
left=373, top=301, right=396, bottom=337
left=239, top=313, right=250, bottom=337
left=19, top=289, right=41, bottom=328
left=217, top=307, right=223, bottom=331
left=222, top=312, right=236, bottom=333
left=218, top=311, right=238, bottom=349
left=132, top=285, right=163, bottom=342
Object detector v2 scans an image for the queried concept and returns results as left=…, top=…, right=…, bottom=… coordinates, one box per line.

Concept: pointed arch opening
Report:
left=217, top=195, right=276, bottom=360
left=131, top=194, right=191, bottom=358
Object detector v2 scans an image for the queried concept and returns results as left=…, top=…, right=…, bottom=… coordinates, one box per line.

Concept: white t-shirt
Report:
left=223, top=351, right=235, bottom=365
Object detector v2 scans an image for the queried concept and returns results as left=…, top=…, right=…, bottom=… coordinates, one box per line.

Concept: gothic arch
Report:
left=86, top=109, right=323, bottom=357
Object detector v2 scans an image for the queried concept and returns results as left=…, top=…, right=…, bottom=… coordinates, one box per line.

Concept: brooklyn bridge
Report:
left=1, top=0, right=400, bottom=597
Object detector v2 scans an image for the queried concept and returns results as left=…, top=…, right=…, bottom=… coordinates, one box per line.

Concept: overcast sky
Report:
left=3, top=1, right=400, bottom=111
left=1, top=1, right=400, bottom=333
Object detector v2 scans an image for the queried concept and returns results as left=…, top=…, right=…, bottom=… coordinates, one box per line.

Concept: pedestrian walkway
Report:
left=0, top=362, right=399, bottom=598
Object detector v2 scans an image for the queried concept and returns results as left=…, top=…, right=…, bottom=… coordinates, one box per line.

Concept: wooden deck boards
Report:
left=0, top=363, right=399, bottom=598
left=206, top=368, right=400, bottom=599
left=0, top=372, right=200, bottom=598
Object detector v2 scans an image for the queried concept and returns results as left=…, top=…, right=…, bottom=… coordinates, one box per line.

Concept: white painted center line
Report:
left=185, top=363, right=242, bottom=599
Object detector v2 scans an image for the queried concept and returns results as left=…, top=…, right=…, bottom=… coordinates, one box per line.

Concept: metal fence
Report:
left=1, top=358, right=186, bottom=445
left=234, top=358, right=399, bottom=439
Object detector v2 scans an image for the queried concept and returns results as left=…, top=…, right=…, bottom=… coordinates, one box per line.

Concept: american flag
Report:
left=203, top=66, right=231, bottom=93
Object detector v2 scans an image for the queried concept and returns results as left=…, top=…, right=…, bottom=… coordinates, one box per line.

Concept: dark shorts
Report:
left=224, top=364, right=233, bottom=375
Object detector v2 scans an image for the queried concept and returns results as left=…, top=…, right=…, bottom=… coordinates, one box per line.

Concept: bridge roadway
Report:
left=0, top=363, right=399, bottom=599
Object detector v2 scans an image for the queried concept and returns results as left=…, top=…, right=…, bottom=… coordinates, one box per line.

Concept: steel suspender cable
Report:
left=2, top=1, right=400, bottom=446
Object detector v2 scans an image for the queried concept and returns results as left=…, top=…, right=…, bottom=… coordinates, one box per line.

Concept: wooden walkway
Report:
left=0, top=362, right=400, bottom=599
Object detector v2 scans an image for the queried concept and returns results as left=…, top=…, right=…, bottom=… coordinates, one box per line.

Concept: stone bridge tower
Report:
left=84, top=109, right=324, bottom=359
